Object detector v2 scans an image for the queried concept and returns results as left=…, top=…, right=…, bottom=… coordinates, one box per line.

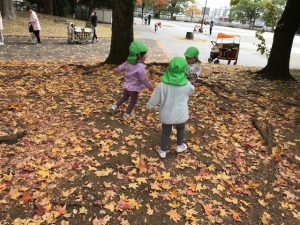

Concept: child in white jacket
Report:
left=147, top=57, right=195, bottom=158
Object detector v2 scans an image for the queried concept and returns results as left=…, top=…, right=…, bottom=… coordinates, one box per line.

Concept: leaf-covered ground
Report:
left=0, top=61, right=299, bottom=225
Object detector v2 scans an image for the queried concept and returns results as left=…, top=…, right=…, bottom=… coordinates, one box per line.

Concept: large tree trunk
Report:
left=42, top=0, right=53, bottom=15
left=1, top=0, right=15, bottom=19
left=258, top=0, right=300, bottom=80
left=105, top=0, right=134, bottom=64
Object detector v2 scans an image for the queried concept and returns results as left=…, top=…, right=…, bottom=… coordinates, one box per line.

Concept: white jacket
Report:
left=146, top=82, right=195, bottom=124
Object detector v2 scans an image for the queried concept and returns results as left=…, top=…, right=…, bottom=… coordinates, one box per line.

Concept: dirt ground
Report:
left=0, top=61, right=299, bottom=225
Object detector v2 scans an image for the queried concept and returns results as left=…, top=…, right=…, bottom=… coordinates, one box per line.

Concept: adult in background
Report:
left=148, top=14, right=152, bottom=25
left=0, top=7, right=4, bottom=45
left=27, top=6, right=41, bottom=44
left=209, top=21, right=214, bottom=35
left=91, top=11, right=98, bottom=43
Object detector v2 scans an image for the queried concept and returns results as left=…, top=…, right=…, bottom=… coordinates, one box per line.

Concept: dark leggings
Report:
left=33, top=30, right=41, bottom=43
left=161, top=123, right=185, bottom=152
left=116, top=89, right=139, bottom=114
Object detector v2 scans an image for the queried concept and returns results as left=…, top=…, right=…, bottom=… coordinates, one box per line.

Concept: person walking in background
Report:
left=27, top=6, right=41, bottom=44
left=148, top=14, right=152, bottom=25
left=209, top=21, right=214, bottom=35
left=91, top=11, right=98, bottom=43
left=0, top=7, right=4, bottom=45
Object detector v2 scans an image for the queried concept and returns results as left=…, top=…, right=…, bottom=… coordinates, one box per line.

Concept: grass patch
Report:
left=3, top=11, right=111, bottom=38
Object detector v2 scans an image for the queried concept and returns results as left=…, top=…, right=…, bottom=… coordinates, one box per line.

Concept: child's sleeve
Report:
left=146, top=84, right=161, bottom=110
left=115, top=62, right=127, bottom=74
left=188, top=83, right=195, bottom=96
left=138, top=69, right=152, bottom=90
left=195, top=63, right=202, bottom=77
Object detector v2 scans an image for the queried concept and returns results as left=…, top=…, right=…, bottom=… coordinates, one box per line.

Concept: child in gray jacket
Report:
left=146, top=57, right=195, bottom=158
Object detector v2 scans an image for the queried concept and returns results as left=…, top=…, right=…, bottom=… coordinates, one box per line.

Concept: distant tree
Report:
left=167, top=0, right=189, bottom=20
left=262, top=0, right=286, bottom=30
left=53, top=0, right=71, bottom=17
left=0, top=0, right=15, bottom=19
left=229, top=0, right=264, bottom=29
left=42, top=0, right=53, bottom=15
left=185, top=4, right=201, bottom=22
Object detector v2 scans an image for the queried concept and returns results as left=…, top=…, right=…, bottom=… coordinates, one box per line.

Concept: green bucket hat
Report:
left=184, top=47, right=199, bottom=58
left=162, top=57, right=188, bottom=86
left=127, top=41, right=148, bottom=64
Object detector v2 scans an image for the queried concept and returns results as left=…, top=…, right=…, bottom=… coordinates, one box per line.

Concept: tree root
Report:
left=0, top=129, right=26, bottom=144
left=252, top=117, right=277, bottom=182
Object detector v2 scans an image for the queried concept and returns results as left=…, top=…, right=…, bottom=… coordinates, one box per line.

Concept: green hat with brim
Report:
left=127, top=41, right=148, bottom=64
left=184, top=47, right=199, bottom=58
left=162, top=57, right=188, bottom=86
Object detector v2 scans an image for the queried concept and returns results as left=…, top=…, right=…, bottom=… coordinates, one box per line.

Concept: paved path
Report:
left=134, top=18, right=300, bottom=69
left=0, top=36, right=166, bottom=63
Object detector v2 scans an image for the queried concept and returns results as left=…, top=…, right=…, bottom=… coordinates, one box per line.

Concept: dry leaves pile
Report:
left=0, top=61, right=299, bottom=225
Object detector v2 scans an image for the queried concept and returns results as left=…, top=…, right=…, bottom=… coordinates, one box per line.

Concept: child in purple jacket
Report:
left=111, top=41, right=152, bottom=121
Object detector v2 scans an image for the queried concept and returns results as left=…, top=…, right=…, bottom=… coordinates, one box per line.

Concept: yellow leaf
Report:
left=261, top=211, right=271, bottom=225
left=225, top=197, right=238, bottom=204
left=104, top=202, right=115, bottom=212
left=166, top=209, right=181, bottom=222
left=9, top=187, right=22, bottom=200
left=146, top=204, right=154, bottom=215
left=136, top=177, right=147, bottom=184
left=217, top=184, right=225, bottom=192
left=37, top=169, right=50, bottom=178
left=62, top=187, right=77, bottom=198
left=168, top=202, right=180, bottom=209
left=79, top=206, right=88, bottom=214
left=258, top=199, right=267, bottom=207
left=128, top=183, right=139, bottom=189
left=162, top=172, right=171, bottom=180
left=94, top=168, right=113, bottom=177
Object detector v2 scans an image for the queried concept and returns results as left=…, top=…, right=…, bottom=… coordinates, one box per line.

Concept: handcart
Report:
left=208, top=33, right=240, bottom=65
left=67, top=22, right=93, bottom=44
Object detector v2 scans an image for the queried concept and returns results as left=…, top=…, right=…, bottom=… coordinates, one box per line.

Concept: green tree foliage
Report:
left=229, top=0, right=264, bottom=28
left=167, top=0, right=190, bottom=20
left=262, top=0, right=286, bottom=29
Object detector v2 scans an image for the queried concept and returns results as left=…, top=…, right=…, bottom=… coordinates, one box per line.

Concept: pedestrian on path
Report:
left=0, top=7, right=4, bottom=45
left=144, top=16, right=147, bottom=25
left=146, top=57, right=195, bottom=159
left=111, top=41, right=153, bottom=121
left=148, top=14, right=151, bottom=25
left=27, top=6, right=41, bottom=44
left=91, top=11, right=98, bottom=43
left=209, top=21, right=214, bottom=35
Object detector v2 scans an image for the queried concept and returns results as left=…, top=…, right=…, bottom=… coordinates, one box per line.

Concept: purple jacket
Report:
left=115, top=61, right=152, bottom=92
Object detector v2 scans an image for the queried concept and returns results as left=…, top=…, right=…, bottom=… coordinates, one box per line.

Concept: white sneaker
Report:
left=0, top=42, right=4, bottom=45
left=176, top=143, right=187, bottom=153
left=110, top=104, right=117, bottom=111
left=123, top=113, right=135, bottom=121
left=157, top=148, right=168, bottom=159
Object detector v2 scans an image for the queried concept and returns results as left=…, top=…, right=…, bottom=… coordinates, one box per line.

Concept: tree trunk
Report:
left=1, top=0, right=15, bottom=19
left=105, top=0, right=134, bottom=64
left=258, top=0, right=300, bottom=80
left=42, top=0, right=53, bottom=15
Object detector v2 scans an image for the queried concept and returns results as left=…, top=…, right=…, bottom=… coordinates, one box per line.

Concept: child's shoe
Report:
left=110, top=104, right=117, bottom=112
left=176, top=143, right=187, bottom=153
left=157, top=148, right=168, bottom=159
left=123, top=113, right=135, bottom=122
